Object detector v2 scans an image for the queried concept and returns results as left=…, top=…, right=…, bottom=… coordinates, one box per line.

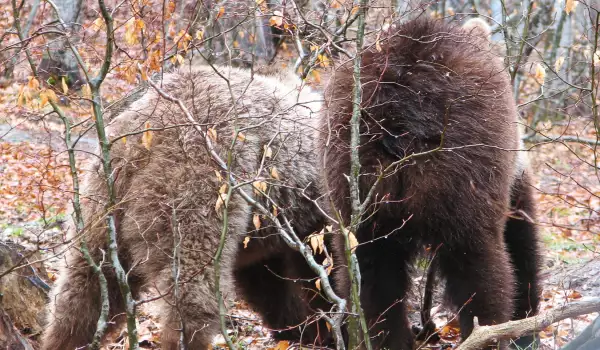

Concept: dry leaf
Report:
left=39, top=91, right=49, bottom=107
left=61, top=76, right=68, bottom=94
left=243, top=236, right=250, bottom=248
left=208, top=127, right=218, bottom=142
left=214, top=170, right=223, bottom=182
left=236, top=132, right=246, bottom=142
left=309, top=232, right=324, bottom=254
left=252, top=180, right=267, bottom=194
left=310, top=234, right=319, bottom=253
left=125, top=18, right=138, bottom=45
left=253, top=214, right=261, bottom=230
left=272, top=341, right=290, bottom=350
left=215, top=194, right=224, bottom=212
left=269, top=11, right=284, bottom=27
left=272, top=205, right=278, bottom=217
left=219, top=184, right=228, bottom=194
left=270, top=167, right=280, bottom=180
left=534, top=63, right=546, bottom=85
left=554, top=56, right=565, bottom=72
left=142, top=121, right=153, bottom=150
left=348, top=231, right=359, bottom=252
left=46, top=89, right=58, bottom=103
left=27, top=76, right=39, bottom=90
left=216, top=6, right=225, bottom=19
left=264, top=145, right=273, bottom=158
left=315, top=278, right=321, bottom=291
left=565, top=0, right=577, bottom=14
left=82, top=84, right=92, bottom=99
left=323, top=257, right=333, bottom=275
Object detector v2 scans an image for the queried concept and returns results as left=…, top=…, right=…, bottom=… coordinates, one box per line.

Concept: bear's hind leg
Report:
left=354, top=236, right=417, bottom=350
left=42, top=251, right=130, bottom=350
left=505, top=172, right=542, bottom=348
left=439, top=240, right=516, bottom=346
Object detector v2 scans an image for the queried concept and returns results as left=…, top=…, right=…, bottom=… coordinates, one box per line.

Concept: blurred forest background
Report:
left=0, top=0, right=599, bottom=349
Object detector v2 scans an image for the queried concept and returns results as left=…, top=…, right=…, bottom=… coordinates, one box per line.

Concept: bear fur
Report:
left=320, top=18, right=542, bottom=349
left=41, top=66, right=331, bottom=349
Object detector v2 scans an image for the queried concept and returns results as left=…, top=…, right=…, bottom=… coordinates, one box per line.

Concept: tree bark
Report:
left=38, top=0, right=85, bottom=89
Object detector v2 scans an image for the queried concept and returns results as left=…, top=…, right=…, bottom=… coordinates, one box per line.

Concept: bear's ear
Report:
left=462, top=18, right=492, bottom=40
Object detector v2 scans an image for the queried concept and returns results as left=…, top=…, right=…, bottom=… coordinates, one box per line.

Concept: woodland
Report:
left=0, top=0, right=599, bottom=349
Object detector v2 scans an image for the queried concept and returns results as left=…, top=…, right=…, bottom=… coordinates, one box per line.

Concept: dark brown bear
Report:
left=321, top=18, right=542, bottom=349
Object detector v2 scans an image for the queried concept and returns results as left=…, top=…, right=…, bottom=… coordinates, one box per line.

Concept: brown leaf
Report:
left=142, top=121, right=153, bottom=150
left=253, top=214, right=261, bottom=230
left=565, top=0, right=577, bottom=14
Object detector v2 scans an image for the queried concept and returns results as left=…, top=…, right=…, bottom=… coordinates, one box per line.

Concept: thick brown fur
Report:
left=321, top=18, right=542, bottom=349
left=42, top=67, right=331, bottom=349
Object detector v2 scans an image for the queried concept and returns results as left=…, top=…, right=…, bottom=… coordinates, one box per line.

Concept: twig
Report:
left=456, top=297, right=600, bottom=350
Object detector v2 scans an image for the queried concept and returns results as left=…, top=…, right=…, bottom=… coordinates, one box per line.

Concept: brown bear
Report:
left=41, top=67, right=332, bottom=349
left=320, top=18, right=542, bottom=349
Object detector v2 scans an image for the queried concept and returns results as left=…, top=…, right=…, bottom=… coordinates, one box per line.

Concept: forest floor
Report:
left=1, top=81, right=599, bottom=349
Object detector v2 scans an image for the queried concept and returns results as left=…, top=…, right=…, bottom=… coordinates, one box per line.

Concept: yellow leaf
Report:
left=375, top=39, right=382, bottom=52
left=140, top=67, right=148, bottom=81
left=196, top=30, right=204, bottom=40
left=270, top=167, right=280, bottom=180
left=122, top=136, right=127, bottom=145
left=272, top=205, right=278, bottom=217
left=175, top=54, right=184, bottom=65
left=219, top=184, right=228, bottom=194
left=273, top=341, right=290, bottom=350
left=243, top=236, right=250, bottom=248
left=264, top=145, right=273, bottom=158
left=46, top=89, right=58, bottom=103
left=61, top=76, right=68, bottom=94
left=323, top=257, right=333, bottom=275
left=346, top=230, right=359, bottom=253
left=325, top=321, right=331, bottom=332
left=135, top=18, right=145, bottom=30
left=236, top=132, right=246, bottom=142
left=315, top=278, right=321, bottom=291
left=216, top=6, right=225, bottom=19
left=554, top=56, right=565, bottom=72
left=39, top=91, right=49, bottom=107
left=208, top=127, right=218, bottom=142
left=17, top=85, right=25, bottom=107
left=311, top=70, right=321, bottom=84
left=82, top=84, right=92, bottom=99
left=310, top=234, right=319, bottom=253
left=214, top=170, right=223, bottom=182
left=565, top=0, right=577, bottom=14
left=142, top=121, right=153, bottom=150
left=125, top=18, right=138, bottom=45
left=92, top=17, right=105, bottom=31
left=534, top=63, right=546, bottom=85
left=350, top=5, right=359, bottom=16
left=28, top=76, right=40, bottom=90
left=215, top=194, right=224, bottom=212
left=325, top=225, right=333, bottom=232
left=269, top=11, right=284, bottom=27
left=309, top=232, right=324, bottom=254
left=252, top=180, right=267, bottom=194
left=253, top=214, right=261, bottom=230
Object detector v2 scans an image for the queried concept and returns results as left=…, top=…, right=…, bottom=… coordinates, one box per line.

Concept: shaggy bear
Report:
left=321, top=18, right=542, bottom=349
left=41, top=67, right=331, bottom=349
